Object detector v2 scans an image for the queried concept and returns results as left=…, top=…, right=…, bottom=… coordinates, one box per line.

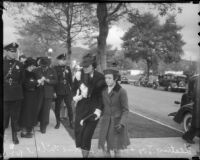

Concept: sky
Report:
left=3, top=3, right=200, bottom=61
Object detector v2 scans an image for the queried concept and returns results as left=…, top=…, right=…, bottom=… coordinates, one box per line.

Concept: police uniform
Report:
left=3, top=43, right=24, bottom=144
left=54, top=54, right=73, bottom=129
left=33, top=57, right=58, bottom=133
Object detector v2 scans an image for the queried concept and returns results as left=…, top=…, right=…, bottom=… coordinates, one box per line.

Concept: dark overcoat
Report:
left=54, top=65, right=72, bottom=96
left=19, top=70, right=39, bottom=128
left=72, top=70, right=106, bottom=150
left=33, top=66, right=58, bottom=126
left=98, top=83, right=130, bottom=151
left=34, top=66, right=58, bottom=99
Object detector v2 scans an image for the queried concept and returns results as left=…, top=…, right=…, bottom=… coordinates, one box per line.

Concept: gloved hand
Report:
left=94, top=108, right=102, bottom=120
left=75, top=70, right=81, bottom=81
left=37, top=78, right=44, bottom=86
left=80, top=120, right=84, bottom=126
left=114, top=124, right=124, bottom=134
left=80, top=83, right=88, bottom=98
left=73, top=89, right=83, bottom=102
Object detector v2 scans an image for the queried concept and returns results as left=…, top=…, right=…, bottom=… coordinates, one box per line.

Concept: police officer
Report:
left=34, top=57, right=58, bottom=133
left=54, top=54, right=73, bottom=129
left=3, top=42, right=24, bottom=144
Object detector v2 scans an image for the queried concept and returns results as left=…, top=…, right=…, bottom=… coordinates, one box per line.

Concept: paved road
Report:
left=122, top=84, right=184, bottom=132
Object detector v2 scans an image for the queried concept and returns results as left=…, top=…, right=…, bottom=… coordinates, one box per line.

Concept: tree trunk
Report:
left=146, top=60, right=150, bottom=81
left=66, top=35, right=72, bottom=62
left=97, top=3, right=109, bottom=73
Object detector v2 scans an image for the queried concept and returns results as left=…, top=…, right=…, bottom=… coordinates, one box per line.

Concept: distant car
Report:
left=153, top=73, right=187, bottom=92
left=120, top=75, right=129, bottom=84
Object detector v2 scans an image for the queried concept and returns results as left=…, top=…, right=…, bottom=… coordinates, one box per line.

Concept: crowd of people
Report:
left=3, top=42, right=130, bottom=158
left=3, top=42, right=199, bottom=158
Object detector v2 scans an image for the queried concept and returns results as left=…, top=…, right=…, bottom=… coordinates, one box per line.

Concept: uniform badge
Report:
left=16, top=65, right=19, bottom=70
left=65, top=69, right=69, bottom=73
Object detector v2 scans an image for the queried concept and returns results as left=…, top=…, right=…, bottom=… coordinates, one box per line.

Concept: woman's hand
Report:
left=75, top=70, right=81, bottom=81
left=94, top=108, right=102, bottom=120
left=80, top=83, right=88, bottom=98
left=114, top=124, right=124, bottom=134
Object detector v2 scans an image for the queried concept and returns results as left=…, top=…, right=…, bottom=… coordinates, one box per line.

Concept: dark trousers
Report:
left=38, top=98, right=52, bottom=130
left=75, top=118, right=98, bottom=151
left=4, top=101, right=21, bottom=132
left=55, top=94, right=73, bottom=122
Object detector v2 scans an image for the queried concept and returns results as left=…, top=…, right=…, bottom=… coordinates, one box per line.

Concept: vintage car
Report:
left=153, top=73, right=187, bottom=92
left=169, top=98, right=193, bottom=132
left=168, top=74, right=200, bottom=133
left=120, top=75, right=129, bottom=84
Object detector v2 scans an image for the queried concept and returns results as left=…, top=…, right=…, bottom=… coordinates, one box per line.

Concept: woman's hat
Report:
left=81, top=53, right=96, bottom=68
left=39, top=57, right=51, bottom=67
left=103, top=62, right=119, bottom=76
left=24, top=57, right=37, bottom=68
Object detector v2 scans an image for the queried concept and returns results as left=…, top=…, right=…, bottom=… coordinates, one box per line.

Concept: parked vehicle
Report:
left=168, top=74, right=200, bottom=134
left=169, top=98, right=193, bottom=132
left=153, top=73, right=187, bottom=92
left=120, top=75, right=129, bottom=84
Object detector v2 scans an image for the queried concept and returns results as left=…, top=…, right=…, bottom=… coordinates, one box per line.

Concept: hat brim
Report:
left=103, top=69, right=119, bottom=75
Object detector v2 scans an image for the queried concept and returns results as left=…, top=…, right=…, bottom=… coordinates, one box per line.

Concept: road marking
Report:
left=129, top=110, right=184, bottom=134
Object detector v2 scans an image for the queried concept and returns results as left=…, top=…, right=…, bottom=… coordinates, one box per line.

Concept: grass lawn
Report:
left=62, top=112, right=182, bottom=140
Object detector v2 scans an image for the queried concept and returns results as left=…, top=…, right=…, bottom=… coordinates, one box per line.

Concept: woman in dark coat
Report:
left=72, top=53, right=106, bottom=157
left=19, top=58, right=38, bottom=138
left=98, top=67, right=130, bottom=157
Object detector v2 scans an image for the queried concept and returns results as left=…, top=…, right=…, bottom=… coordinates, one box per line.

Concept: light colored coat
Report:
left=98, top=83, right=130, bottom=151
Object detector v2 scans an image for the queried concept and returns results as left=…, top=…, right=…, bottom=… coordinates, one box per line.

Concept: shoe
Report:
left=182, top=136, right=195, bottom=144
left=55, top=123, right=60, bottom=129
left=21, top=132, right=33, bottom=138
left=41, top=129, right=46, bottom=134
left=40, top=127, right=46, bottom=134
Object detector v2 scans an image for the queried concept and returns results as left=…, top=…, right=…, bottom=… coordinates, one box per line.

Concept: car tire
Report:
left=183, top=113, right=192, bottom=132
left=153, top=84, right=157, bottom=89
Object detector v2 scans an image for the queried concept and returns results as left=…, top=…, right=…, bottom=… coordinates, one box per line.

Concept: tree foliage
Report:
left=122, top=11, right=185, bottom=78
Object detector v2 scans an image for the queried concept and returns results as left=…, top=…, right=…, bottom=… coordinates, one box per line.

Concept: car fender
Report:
left=173, top=103, right=193, bottom=123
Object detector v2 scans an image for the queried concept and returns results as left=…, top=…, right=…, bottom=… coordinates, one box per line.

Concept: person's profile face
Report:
left=58, top=59, right=66, bottom=65
left=20, top=58, right=27, bottom=63
left=83, top=64, right=93, bottom=74
left=4, top=51, right=18, bottom=59
left=105, top=74, right=115, bottom=87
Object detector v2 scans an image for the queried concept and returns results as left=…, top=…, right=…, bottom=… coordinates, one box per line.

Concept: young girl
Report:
left=98, top=68, right=130, bottom=157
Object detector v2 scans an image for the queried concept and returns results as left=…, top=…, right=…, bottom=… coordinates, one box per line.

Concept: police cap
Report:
left=56, top=53, right=66, bottom=60
left=4, top=42, right=19, bottom=52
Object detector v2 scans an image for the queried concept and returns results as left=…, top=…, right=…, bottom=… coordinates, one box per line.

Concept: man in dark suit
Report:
left=3, top=42, right=24, bottom=144
left=34, top=57, right=58, bottom=133
left=54, top=54, right=73, bottom=129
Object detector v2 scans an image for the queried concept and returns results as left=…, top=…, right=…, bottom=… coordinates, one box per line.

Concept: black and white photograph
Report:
left=2, top=1, right=200, bottom=158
